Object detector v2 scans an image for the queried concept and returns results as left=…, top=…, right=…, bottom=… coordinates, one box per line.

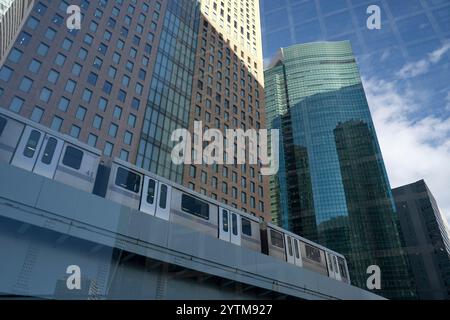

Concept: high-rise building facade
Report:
left=183, top=0, right=270, bottom=220
left=0, top=0, right=34, bottom=66
left=0, top=0, right=269, bottom=219
left=393, top=180, right=450, bottom=299
left=264, top=41, right=415, bottom=299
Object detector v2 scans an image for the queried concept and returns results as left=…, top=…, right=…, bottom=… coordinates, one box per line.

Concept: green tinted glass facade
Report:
left=137, top=0, right=199, bottom=183
left=265, top=41, right=415, bottom=299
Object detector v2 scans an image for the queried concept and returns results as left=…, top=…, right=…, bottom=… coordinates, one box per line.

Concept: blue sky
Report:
left=261, top=0, right=450, bottom=224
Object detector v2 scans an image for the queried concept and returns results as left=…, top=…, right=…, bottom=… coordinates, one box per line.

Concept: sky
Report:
left=260, top=0, right=450, bottom=223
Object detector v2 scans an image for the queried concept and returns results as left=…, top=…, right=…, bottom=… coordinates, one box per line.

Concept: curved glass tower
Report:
left=265, top=41, right=415, bottom=299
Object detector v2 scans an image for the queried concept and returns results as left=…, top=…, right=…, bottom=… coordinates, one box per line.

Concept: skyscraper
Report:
left=183, top=0, right=270, bottom=220
left=0, top=0, right=34, bottom=66
left=264, top=41, right=415, bottom=299
left=393, top=180, right=450, bottom=299
left=0, top=0, right=269, bottom=219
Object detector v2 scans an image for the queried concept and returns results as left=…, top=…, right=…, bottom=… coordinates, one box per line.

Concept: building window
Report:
left=28, top=59, right=41, bottom=74
left=9, top=96, right=24, bottom=113
left=93, top=115, right=103, bottom=129
left=65, top=80, right=76, bottom=94
left=54, top=53, right=66, bottom=66
left=87, top=72, right=98, bottom=86
left=62, top=38, right=73, bottom=50
left=16, top=32, right=31, bottom=46
left=113, top=106, right=122, bottom=119
left=82, top=89, right=92, bottom=103
left=108, top=123, right=118, bottom=137
left=103, top=142, right=113, bottom=156
left=19, top=77, right=33, bottom=93
left=75, top=106, right=87, bottom=121
left=39, top=87, right=52, bottom=102
left=70, top=125, right=81, bottom=138
left=71, top=63, right=82, bottom=76
left=37, top=43, right=49, bottom=56
left=30, top=106, right=44, bottom=123
left=98, top=97, right=108, bottom=111
left=124, top=131, right=132, bottom=145
left=47, top=69, right=59, bottom=84
left=128, top=114, right=136, bottom=127
left=51, top=116, right=63, bottom=131
left=120, top=149, right=129, bottom=161
left=87, top=134, right=98, bottom=147
left=58, top=97, right=70, bottom=112
left=0, top=66, right=13, bottom=81
left=26, top=16, right=40, bottom=30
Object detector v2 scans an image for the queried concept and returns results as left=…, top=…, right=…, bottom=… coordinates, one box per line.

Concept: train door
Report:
left=11, top=126, right=44, bottom=171
left=140, top=176, right=158, bottom=216
left=219, top=207, right=231, bottom=241
left=293, top=239, right=303, bottom=267
left=285, top=235, right=295, bottom=265
left=218, top=208, right=241, bottom=245
left=326, top=252, right=340, bottom=280
left=333, top=255, right=342, bottom=281
left=155, top=183, right=171, bottom=221
left=33, top=135, right=64, bottom=179
left=0, top=115, right=24, bottom=164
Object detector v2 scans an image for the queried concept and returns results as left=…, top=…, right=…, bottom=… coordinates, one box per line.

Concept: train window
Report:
left=62, top=146, right=83, bottom=170
left=294, top=240, right=300, bottom=259
left=222, top=210, right=229, bottom=232
left=241, top=218, right=252, bottom=236
left=115, top=167, right=141, bottom=193
left=305, top=244, right=321, bottom=263
left=181, top=194, right=209, bottom=220
left=0, top=117, right=6, bottom=136
left=287, top=237, right=293, bottom=256
left=23, top=130, right=41, bottom=158
left=159, top=184, right=167, bottom=209
left=232, top=214, right=238, bottom=236
left=338, top=257, right=348, bottom=279
left=146, top=179, right=156, bottom=204
left=333, top=256, right=338, bottom=274
left=41, top=137, right=57, bottom=164
left=270, top=230, right=284, bottom=249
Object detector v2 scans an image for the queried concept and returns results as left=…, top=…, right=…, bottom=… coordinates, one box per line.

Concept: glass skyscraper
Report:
left=265, top=41, right=415, bottom=299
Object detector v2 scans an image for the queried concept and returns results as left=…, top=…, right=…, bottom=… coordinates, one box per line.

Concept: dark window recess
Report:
left=287, top=237, right=293, bottom=256
left=270, top=230, right=284, bottom=248
left=146, top=179, right=156, bottom=204
left=115, top=167, right=140, bottom=193
left=232, top=214, right=238, bottom=236
left=23, top=130, right=41, bottom=158
left=62, top=146, right=83, bottom=170
left=159, top=184, right=167, bottom=208
left=222, top=209, right=228, bottom=232
left=41, top=137, right=57, bottom=164
left=181, top=194, right=209, bottom=220
left=0, top=117, right=7, bottom=136
left=305, top=244, right=322, bottom=263
left=241, top=218, right=252, bottom=236
left=294, top=239, right=300, bottom=259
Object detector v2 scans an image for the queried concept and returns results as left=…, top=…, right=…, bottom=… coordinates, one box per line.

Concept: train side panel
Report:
left=0, top=114, right=24, bottom=164
left=170, top=188, right=219, bottom=239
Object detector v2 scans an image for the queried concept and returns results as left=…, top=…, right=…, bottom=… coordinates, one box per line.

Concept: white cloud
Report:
left=396, top=41, right=450, bottom=79
left=363, top=77, right=450, bottom=224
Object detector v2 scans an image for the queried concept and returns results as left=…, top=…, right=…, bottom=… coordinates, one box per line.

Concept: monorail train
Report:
left=0, top=108, right=350, bottom=284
